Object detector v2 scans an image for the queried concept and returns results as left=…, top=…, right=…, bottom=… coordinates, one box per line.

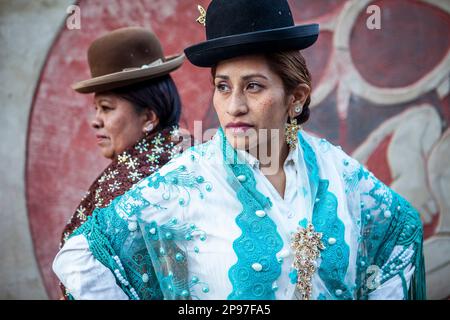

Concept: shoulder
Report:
left=114, top=139, right=219, bottom=218
left=153, top=137, right=219, bottom=177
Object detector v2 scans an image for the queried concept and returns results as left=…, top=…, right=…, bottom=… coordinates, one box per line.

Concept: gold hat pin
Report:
left=196, top=5, right=206, bottom=26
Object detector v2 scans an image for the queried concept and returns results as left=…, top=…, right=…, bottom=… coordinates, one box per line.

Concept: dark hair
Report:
left=211, top=51, right=312, bottom=125
left=111, top=75, right=181, bottom=130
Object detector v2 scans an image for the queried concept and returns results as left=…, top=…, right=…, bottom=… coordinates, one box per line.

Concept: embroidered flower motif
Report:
left=128, top=170, right=142, bottom=182
left=118, top=152, right=130, bottom=164
left=95, top=187, right=102, bottom=199
left=145, top=221, right=159, bottom=241
left=110, top=169, right=119, bottom=177
left=152, top=145, right=164, bottom=154
left=153, top=134, right=164, bottom=146
left=135, top=140, right=149, bottom=153
left=291, top=222, right=325, bottom=300
left=146, top=153, right=159, bottom=164
left=147, top=172, right=165, bottom=189
left=126, top=157, right=139, bottom=170
left=103, top=169, right=119, bottom=181
left=95, top=198, right=103, bottom=207
left=76, top=205, right=87, bottom=221
left=170, top=127, right=180, bottom=140
left=94, top=187, right=103, bottom=207
left=98, top=174, right=107, bottom=183
left=108, top=181, right=122, bottom=192
left=169, top=145, right=182, bottom=158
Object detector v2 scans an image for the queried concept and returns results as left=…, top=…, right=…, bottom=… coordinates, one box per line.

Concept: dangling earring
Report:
left=285, top=118, right=301, bottom=150
left=143, top=123, right=154, bottom=134
left=285, top=104, right=303, bottom=149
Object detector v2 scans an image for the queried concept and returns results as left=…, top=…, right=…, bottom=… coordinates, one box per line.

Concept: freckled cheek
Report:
left=250, top=98, right=279, bottom=127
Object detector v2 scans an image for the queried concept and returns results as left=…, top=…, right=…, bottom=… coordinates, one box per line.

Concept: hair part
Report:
left=111, top=75, right=181, bottom=130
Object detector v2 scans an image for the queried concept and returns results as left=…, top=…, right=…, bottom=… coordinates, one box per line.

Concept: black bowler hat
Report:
left=184, top=0, right=319, bottom=67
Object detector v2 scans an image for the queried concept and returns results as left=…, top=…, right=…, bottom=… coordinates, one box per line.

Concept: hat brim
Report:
left=185, top=24, right=319, bottom=67
left=72, top=54, right=185, bottom=94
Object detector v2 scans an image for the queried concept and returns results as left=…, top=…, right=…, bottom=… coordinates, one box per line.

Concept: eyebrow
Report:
left=96, top=97, right=113, bottom=104
left=215, top=74, right=269, bottom=81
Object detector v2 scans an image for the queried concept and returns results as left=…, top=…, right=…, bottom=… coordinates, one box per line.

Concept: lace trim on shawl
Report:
left=218, top=128, right=284, bottom=300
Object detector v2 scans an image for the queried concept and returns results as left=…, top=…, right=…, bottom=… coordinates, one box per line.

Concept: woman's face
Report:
left=213, top=55, right=292, bottom=152
left=91, top=93, right=149, bottom=159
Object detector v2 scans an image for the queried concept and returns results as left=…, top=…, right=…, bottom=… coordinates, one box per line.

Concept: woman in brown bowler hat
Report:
left=54, top=26, right=185, bottom=300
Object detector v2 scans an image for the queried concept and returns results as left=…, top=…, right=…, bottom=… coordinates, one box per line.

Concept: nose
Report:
left=91, top=110, right=103, bottom=129
left=227, top=90, right=248, bottom=117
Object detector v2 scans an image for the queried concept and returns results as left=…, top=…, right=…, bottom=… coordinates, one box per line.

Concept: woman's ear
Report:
left=142, top=110, right=159, bottom=134
left=288, top=83, right=311, bottom=118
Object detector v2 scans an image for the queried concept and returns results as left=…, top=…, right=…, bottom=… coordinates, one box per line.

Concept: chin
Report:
left=226, top=134, right=258, bottom=151
left=99, top=148, right=114, bottom=160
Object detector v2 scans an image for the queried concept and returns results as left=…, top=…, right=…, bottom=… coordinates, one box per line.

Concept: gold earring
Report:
left=285, top=117, right=302, bottom=150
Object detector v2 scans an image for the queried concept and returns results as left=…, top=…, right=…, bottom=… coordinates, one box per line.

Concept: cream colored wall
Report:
left=0, top=0, right=73, bottom=299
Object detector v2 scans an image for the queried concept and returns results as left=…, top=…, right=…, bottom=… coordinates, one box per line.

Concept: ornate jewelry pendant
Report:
left=291, top=223, right=325, bottom=300
left=196, top=5, right=206, bottom=26
left=285, top=118, right=301, bottom=150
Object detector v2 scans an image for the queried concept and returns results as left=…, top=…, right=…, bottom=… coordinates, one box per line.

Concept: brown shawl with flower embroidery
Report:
left=58, top=125, right=190, bottom=298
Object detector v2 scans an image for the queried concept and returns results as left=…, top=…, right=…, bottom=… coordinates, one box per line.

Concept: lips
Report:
left=226, top=122, right=254, bottom=134
left=96, top=134, right=109, bottom=143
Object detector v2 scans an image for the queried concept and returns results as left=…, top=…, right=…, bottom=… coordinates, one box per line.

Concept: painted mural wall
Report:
left=2, top=0, right=449, bottom=299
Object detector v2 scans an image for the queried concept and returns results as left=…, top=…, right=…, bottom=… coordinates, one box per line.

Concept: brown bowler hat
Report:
left=72, top=27, right=184, bottom=93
